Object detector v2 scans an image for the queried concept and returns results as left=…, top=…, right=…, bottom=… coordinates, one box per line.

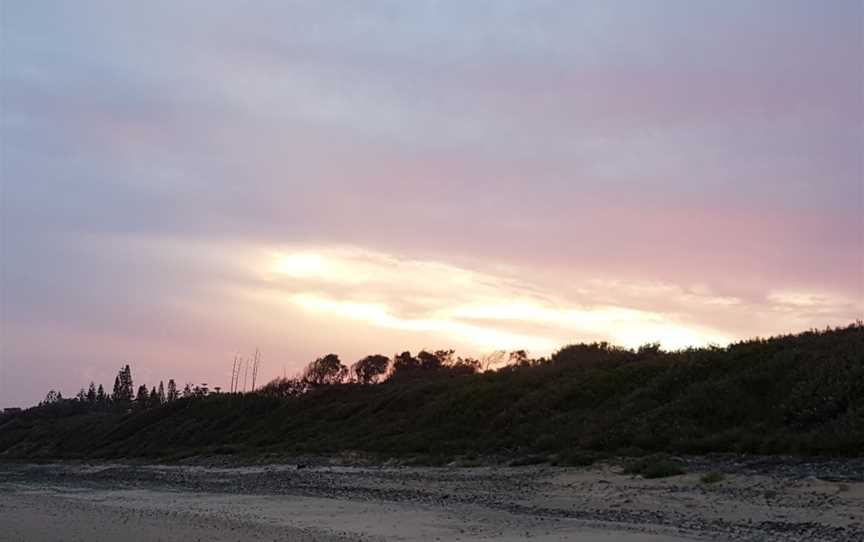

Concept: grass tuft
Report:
left=700, top=472, right=725, bottom=484
left=623, top=454, right=686, bottom=479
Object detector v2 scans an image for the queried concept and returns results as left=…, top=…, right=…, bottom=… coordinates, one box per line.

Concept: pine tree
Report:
left=96, top=384, right=106, bottom=403
left=158, top=381, right=166, bottom=404
left=87, top=382, right=97, bottom=403
left=112, top=364, right=135, bottom=405
left=135, top=384, right=149, bottom=409
left=122, top=365, right=134, bottom=401
left=166, top=379, right=178, bottom=402
left=148, top=386, right=160, bottom=408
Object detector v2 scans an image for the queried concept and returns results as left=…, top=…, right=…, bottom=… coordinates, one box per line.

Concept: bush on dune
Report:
left=1, top=323, right=862, bottom=461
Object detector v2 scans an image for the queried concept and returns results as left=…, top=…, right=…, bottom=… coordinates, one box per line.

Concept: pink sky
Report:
left=1, top=1, right=862, bottom=406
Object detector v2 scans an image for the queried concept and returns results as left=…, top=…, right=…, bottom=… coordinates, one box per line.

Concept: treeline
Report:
left=259, top=349, right=493, bottom=398
left=39, top=364, right=212, bottom=413
left=3, top=323, right=862, bottom=460
left=36, top=348, right=487, bottom=414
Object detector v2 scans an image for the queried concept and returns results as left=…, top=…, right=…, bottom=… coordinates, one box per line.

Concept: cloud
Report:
left=767, top=290, right=864, bottom=320
left=2, top=1, right=861, bottom=406
left=255, top=246, right=736, bottom=350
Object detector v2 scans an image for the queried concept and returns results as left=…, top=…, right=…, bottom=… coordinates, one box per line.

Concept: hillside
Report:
left=1, top=323, right=862, bottom=462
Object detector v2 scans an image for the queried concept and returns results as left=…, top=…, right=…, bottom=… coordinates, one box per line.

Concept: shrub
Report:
left=3, top=324, right=861, bottom=462
left=509, top=454, right=548, bottom=467
left=623, top=453, right=686, bottom=479
left=533, top=433, right=559, bottom=451
left=700, top=471, right=725, bottom=484
left=642, top=461, right=685, bottom=479
left=553, top=450, right=606, bottom=467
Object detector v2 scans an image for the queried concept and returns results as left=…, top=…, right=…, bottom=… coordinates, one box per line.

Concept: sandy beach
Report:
left=1, top=457, right=862, bottom=542
left=0, top=488, right=691, bottom=542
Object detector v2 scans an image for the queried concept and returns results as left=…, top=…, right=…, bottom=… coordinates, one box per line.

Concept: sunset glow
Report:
left=2, top=1, right=861, bottom=406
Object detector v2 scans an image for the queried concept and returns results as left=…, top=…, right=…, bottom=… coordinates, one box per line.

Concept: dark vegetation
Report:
left=622, top=453, right=686, bottom=478
left=1, top=323, right=862, bottom=462
left=700, top=471, right=725, bottom=484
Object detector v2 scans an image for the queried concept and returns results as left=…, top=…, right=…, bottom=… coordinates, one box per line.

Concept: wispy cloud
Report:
left=253, top=246, right=740, bottom=350
left=2, top=1, right=861, bottom=405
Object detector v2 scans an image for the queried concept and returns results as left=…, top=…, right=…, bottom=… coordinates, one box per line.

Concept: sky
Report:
left=1, top=1, right=862, bottom=406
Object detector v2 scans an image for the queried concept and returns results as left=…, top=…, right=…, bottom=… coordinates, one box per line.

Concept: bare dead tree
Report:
left=249, top=350, right=255, bottom=391
left=482, top=350, right=508, bottom=372
left=250, top=348, right=262, bottom=391
left=243, top=358, right=249, bottom=392
left=229, top=350, right=262, bottom=393
left=256, top=350, right=260, bottom=390
left=236, top=357, right=244, bottom=393
left=232, top=355, right=242, bottom=393
left=230, top=355, right=240, bottom=393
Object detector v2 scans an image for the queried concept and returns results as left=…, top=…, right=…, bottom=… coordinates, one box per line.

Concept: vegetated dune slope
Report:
left=1, top=324, right=862, bottom=461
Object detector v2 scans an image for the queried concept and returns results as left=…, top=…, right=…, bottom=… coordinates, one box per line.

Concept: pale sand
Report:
left=0, top=486, right=694, bottom=542
left=2, top=459, right=863, bottom=541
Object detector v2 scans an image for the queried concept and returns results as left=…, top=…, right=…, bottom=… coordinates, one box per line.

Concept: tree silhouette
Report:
left=112, top=365, right=134, bottom=405
left=392, top=351, right=419, bottom=374
left=96, top=384, right=106, bottom=403
left=351, top=354, right=389, bottom=384
left=41, top=390, right=61, bottom=405
left=148, top=386, right=160, bottom=408
left=258, top=377, right=306, bottom=398
left=158, top=381, right=166, bottom=404
left=303, top=354, right=347, bottom=385
left=418, top=350, right=454, bottom=371
left=391, top=350, right=458, bottom=379
left=508, top=350, right=529, bottom=366
left=135, top=385, right=149, bottom=410
left=166, top=379, right=178, bottom=402
left=449, top=356, right=482, bottom=374
left=86, top=382, right=97, bottom=403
